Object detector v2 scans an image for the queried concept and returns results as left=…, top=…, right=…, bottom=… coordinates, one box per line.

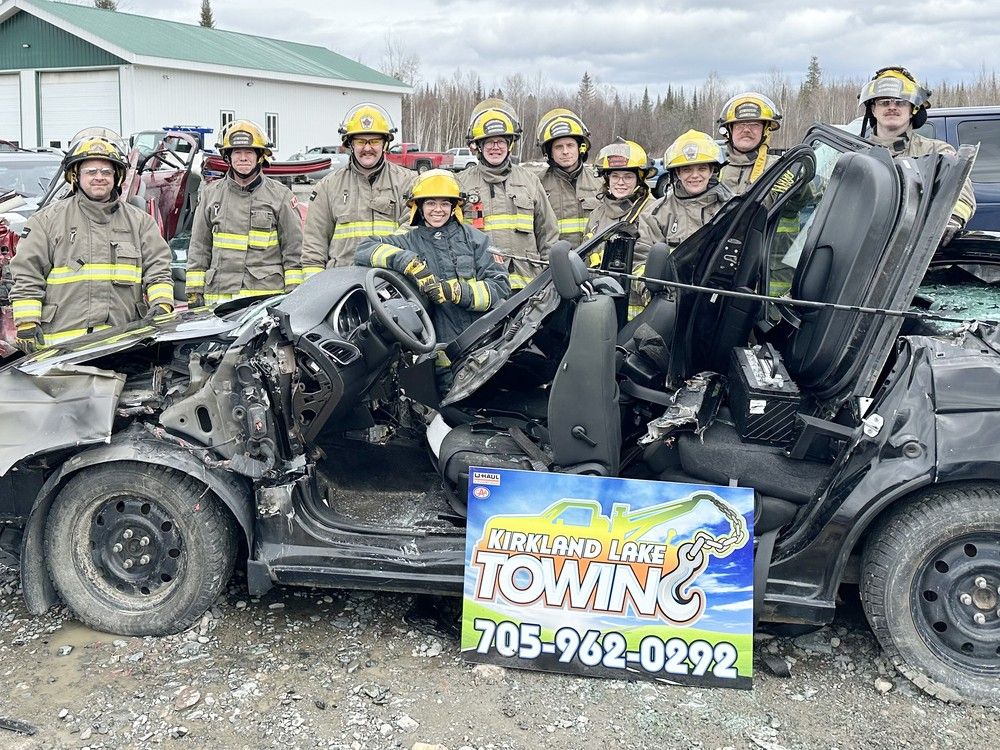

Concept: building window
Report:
left=220, top=110, right=234, bottom=134
left=49, top=140, right=61, bottom=149
left=265, top=113, right=278, bottom=149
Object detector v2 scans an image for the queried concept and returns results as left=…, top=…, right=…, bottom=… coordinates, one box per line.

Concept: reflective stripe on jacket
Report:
left=355, top=219, right=510, bottom=343
left=187, top=174, right=303, bottom=305
left=10, top=191, right=173, bottom=346
left=531, top=162, right=602, bottom=248
left=459, top=163, right=559, bottom=290
left=720, top=149, right=781, bottom=197
left=300, top=160, right=415, bottom=278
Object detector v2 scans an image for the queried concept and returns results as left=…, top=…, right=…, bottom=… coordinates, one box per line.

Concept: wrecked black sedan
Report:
left=0, top=125, right=997, bottom=706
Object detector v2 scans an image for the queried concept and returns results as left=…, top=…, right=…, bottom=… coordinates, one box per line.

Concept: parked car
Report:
left=0, top=124, right=996, bottom=706
left=445, top=147, right=477, bottom=170
left=283, top=146, right=349, bottom=185
left=386, top=142, right=454, bottom=172
left=848, top=105, right=1000, bottom=232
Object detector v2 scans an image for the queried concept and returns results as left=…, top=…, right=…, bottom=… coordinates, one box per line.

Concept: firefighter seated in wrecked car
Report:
left=355, top=168, right=510, bottom=365
left=9, top=129, right=173, bottom=352
left=185, top=119, right=303, bottom=307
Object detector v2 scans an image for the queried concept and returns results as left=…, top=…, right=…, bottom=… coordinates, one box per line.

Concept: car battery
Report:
left=728, top=343, right=801, bottom=447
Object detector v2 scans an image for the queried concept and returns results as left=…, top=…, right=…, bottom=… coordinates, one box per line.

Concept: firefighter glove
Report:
left=403, top=259, right=445, bottom=303
left=940, top=216, right=962, bottom=248
left=15, top=323, right=43, bottom=353
left=144, top=302, right=173, bottom=320
left=187, top=292, right=205, bottom=308
left=442, top=278, right=463, bottom=305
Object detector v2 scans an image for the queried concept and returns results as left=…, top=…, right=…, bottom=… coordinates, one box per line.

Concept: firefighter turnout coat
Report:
left=641, top=182, right=733, bottom=249
left=719, top=148, right=780, bottom=197
left=301, top=160, right=415, bottom=278
left=869, top=129, right=976, bottom=228
left=187, top=173, right=303, bottom=305
left=459, top=163, right=559, bottom=290
left=10, top=191, right=173, bottom=346
left=531, top=162, right=603, bottom=247
left=355, top=219, right=510, bottom=344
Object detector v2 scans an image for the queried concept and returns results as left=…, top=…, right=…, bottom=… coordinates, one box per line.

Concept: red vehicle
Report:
left=385, top=142, right=454, bottom=172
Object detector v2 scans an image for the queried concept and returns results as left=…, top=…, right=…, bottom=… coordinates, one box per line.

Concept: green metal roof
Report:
left=20, top=0, right=407, bottom=88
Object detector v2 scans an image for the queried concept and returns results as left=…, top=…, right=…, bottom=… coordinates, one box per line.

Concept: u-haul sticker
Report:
left=472, top=471, right=501, bottom=486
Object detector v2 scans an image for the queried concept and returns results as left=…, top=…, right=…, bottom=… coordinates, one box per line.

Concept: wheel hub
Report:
left=916, top=533, right=1000, bottom=672
left=90, top=497, right=183, bottom=596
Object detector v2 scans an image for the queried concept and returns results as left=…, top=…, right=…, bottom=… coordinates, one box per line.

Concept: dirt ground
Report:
left=1, top=565, right=997, bottom=750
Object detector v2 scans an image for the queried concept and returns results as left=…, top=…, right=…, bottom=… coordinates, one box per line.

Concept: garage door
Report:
left=40, top=69, right=120, bottom=150
left=0, top=75, right=20, bottom=145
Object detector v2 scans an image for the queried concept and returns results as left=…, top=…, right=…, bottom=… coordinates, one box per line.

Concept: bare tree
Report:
left=94, top=0, right=117, bottom=9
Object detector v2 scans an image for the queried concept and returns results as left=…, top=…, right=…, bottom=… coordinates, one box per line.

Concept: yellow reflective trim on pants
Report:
left=205, top=289, right=281, bottom=304
left=777, top=216, right=799, bottom=234
left=483, top=214, right=533, bottom=232
left=628, top=305, right=645, bottom=321
left=187, top=270, right=206, bottom=289
left=43, top=325, right=112, bottom=345
left=147, top=282, right=173, bottom=302
left=634, top=263, right=646, bottom=277
left=46, top=264, right=141, bottom=285
left=332, top=220, right=399, bottom=240
left=468, top=279, right=489, bottom=311
left=954, top=200, right=973, bottom=223
left=248, top=230, right=279, bottom=248
left=371, top=243, right=404, bottom=268
left=212, top=232, right=249, bottom=251
left=557, top=216, right=588, bottom=234
left=509, top=273, right=531, bottom=290
left=11, top=299, right=42, bottom=323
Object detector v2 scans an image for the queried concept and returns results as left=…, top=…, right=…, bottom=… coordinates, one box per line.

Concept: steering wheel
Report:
left=363, top=268, right=437, bottom=354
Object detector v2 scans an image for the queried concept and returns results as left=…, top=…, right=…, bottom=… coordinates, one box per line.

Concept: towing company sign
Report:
left=461, top=468, right=755, bottom=689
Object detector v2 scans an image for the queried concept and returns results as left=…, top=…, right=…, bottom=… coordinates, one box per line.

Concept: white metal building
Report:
left=0, top=0, right=410, bottom=157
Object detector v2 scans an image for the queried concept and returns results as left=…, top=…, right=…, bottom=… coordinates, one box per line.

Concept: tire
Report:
left=44, top=462, right=237, bottom=636
left=415, top=161, right=431, bottom=174
left=653, top=174, right=670, bottom=198
left=861, top=484, right=1000, bottom=705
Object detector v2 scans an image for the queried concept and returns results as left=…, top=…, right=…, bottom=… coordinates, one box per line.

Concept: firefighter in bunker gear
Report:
left=641, top=130, right=732, bottom=249
left=186, top=120, right=303, bottom=306
left=718, top=92, right=783, bottom=196
left=584, top=139, right=657, bottom=319
left=459, top=98, right=559, bottom=290
left=530, top=108, right=602, bottom=247
left=355, top=169, right=509, bottom=346
left=859, top=66, right=975, bottom=244
left=301, top=103, right=415, bottom=277
left=10, top=128, right=173, bottom=350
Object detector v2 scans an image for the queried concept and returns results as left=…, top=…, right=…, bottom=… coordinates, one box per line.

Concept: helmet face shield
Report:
left=467, top=98, right=522, bottom=146
left=718, top=92, right=782, bottom=134
left=858, top=67, right=932, bottom=131
left=664, top=130, right=726, bottom=171
left=595, top=139, right=654, bottom=180
left=63, top=128, right=129, bottom=189
left=339, top=103, right=396, bottom=147
left=406, top=168, right=466, bottom=225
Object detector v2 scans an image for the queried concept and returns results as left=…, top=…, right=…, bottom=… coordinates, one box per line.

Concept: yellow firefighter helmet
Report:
left=467, top=98, right=522, bottom=144
left=63, top=127, right=129, bottom=188
left=216, top=119, right=273, bottom=163
left=535, top=107, right=591, bottom=159
left=338, top=103, right=397, bottom=146
left=664, top=130, right=726, bottom=170
left=595, top=139, right=655, bottom=180
left=718, top=92, right=783, bottom=132
left=858, top=66, right=932, bottom=128
left=406, top=168, right=467, bottom=225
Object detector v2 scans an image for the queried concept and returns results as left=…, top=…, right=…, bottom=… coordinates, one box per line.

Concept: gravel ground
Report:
left=1, top=565, right=997, bottom=750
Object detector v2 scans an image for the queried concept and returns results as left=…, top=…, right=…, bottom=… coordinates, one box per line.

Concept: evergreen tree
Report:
left=94, top=0, right=117, bottom=9
left=199, top=0, right=215, bottom=28
left=577, top=71, right=595, bottom=105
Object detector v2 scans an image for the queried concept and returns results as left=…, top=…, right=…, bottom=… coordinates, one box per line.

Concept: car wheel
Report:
left=654, top=174, right=670, bottom=198
left=861, top=484, right=1000, bottom=705
left=416, top=161, right=431, bottom=173
left=44, top=462, right=237, bottom=636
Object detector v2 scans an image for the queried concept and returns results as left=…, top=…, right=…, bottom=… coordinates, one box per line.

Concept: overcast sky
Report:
left=101, top=0, right=997, bottom=97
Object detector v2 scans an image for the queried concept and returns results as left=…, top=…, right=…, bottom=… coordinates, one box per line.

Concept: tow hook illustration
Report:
left=472, top=491, right=749, bottom=626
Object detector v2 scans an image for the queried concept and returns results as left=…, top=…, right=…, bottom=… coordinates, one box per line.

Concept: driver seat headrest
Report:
left=549, top=240, right=589, bottom=300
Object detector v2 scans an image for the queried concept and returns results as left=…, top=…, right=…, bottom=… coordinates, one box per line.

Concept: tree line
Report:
left=382, top=53, right=1000, bottom=160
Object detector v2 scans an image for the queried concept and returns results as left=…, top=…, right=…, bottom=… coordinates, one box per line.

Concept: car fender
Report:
left=19, top=436, right=254, bottom=616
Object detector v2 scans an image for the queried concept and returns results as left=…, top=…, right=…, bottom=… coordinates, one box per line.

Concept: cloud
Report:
left=110, top=0, right=1000, bottom=99
left=712, top=599, right=754, bottom=612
